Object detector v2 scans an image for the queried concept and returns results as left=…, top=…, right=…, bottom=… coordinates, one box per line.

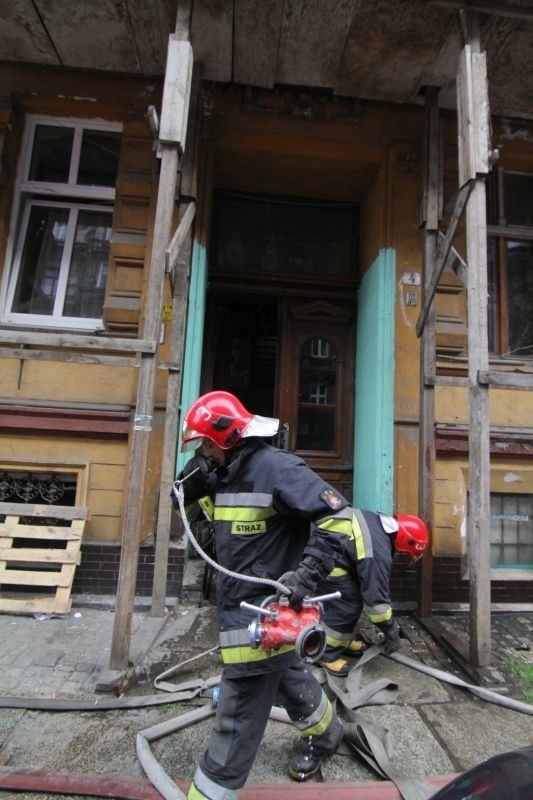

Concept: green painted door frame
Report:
left=175, top=240, right=208, bottom=476
left=353, top=248, right=395, bottom=512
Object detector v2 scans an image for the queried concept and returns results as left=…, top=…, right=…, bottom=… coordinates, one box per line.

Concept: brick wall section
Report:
left=390, top=555, right=533, bottom=606
left=72, top=543, right=184, bottom=597
left=73, top=549, right=530, bottom=604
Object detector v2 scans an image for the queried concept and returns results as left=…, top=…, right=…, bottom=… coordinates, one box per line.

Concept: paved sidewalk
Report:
left=0, top=599, right=170, bottom=698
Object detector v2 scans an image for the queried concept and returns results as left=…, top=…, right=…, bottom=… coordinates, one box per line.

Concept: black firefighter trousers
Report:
left=188, top=657, right=342, bottom=799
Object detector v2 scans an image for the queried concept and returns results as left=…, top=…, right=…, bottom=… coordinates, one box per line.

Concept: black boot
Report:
left=288, top=735, right=322, bottom=781
left=288, top=717, right=343, bottom=782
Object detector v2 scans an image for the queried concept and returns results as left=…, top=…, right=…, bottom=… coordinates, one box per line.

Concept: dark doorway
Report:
left=202, top=190, right=358, bottom=498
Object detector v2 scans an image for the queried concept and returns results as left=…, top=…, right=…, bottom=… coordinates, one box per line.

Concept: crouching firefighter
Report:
left=296, top=509, right=429, bottom=677
left=174, top=390, right=355, bottom=798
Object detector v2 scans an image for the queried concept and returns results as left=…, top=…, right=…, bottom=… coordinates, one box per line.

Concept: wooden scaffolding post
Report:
left=110, top=36, right=193, bottom=670
left=151, top=200, right=196, bottom=617
left=458, top=11, right=492, bottom=667
left=417, top=86, right=441, bottom=618
left=151, top=56, right=201, bottom=618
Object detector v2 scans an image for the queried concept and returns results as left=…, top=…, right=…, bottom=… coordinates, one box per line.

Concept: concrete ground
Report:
left=0, top=561, right=531, bottom=799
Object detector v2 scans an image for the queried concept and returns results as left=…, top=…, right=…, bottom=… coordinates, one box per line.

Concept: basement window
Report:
left=1, top=116, right=121, bottom=330
left=487, top=169, right=533, bottom=358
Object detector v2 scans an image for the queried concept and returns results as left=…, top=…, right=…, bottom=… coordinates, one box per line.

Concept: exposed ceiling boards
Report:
left=0, top=1, right=531, bottom=120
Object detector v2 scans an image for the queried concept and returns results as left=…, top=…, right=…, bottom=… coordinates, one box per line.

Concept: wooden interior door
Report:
left=277, top=298, right=355, bottom=500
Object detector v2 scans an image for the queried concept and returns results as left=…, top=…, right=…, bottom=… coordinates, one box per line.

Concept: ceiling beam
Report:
left=430, top=1, right=533, bottom=23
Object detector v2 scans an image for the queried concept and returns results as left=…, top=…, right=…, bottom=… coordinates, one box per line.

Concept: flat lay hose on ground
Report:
left=1, top=640, right=532, bottom=800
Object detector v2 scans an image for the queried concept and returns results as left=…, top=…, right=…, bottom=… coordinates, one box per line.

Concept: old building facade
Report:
left=0, top=2, right=531, bottom=665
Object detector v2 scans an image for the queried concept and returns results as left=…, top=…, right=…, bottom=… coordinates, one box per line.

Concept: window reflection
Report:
left=296, top=337, right=336, bottom=451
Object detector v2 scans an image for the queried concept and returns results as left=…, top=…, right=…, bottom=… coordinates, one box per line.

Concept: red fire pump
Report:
left=240, top=591, right=341, bottom=662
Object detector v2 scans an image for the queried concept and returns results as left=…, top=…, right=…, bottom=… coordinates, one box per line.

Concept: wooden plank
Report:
left=416, top=180, right=473, bottom=337
left=276, top=0, right=355, bottom=88
left=0, top=548, right=79, bottom=563
left=457, top=45, right=475, bottom=185
left=471, top=52, right=490, bottom=175
left=428, top=375, right=470, bottom=387
left=233, top=0, right=284, bottom=89
left=0, top=330, right=155, bottom=353
left=457, top=45, right=490, bottom=185
left=126, top=0, right=168, bottom=75
left=0, top=503, right=88, bottom=520
left=0, top=568, right=72, bottom=587
left=0, top=596, right=72, bottom=614
left=0, top=348, right=140, bottom=366
left=466, top=185, right=492, bottom=666
left=478, top=371, right=533, bottom=390
left=152, top=207, right=194, bottom=616
left=159, top=37, right=193, bottom=149
left=165, top=201, right=196, bottom=277
left=418, top=88, right=440, bottom=618
left=188, top=1, right=233, bottom=82
left=0, top=524, right=82, bottom=540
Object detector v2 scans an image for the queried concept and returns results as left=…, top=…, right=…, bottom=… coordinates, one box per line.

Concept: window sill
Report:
left=490, top=568, right=533, bottom=581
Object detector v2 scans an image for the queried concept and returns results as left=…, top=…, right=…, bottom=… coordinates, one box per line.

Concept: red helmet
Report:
left=182, top=391, right=279, bottom=451
left=394, top=514, right=429, bottom=563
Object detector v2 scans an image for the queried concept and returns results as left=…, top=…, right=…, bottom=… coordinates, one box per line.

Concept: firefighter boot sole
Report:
left=288, top=753, right=322, bottom=782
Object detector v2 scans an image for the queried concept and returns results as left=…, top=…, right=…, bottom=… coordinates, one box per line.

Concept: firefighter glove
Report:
left=376, top=618, right=401, bottom=655
left=174, top=455, right=216, bottom=506
left=277, top=556, right=324, bottom=611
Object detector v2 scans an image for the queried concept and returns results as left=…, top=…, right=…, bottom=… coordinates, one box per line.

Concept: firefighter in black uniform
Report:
left=176, top=391, right=352, bottom=800
left=312, top=508, right=430, bottom=677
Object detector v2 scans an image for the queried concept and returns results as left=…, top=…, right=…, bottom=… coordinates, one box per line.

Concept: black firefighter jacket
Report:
left=179, top=438, right=350, bottom=674
left=316, top=508, right=397, bottom=650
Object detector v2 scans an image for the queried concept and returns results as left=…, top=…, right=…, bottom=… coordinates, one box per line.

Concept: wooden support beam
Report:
left=165, top=201, right=196, bottom=284
left=151, top=214, right=194, bottom=617
left=418, top=87, right=440, bottom=618
left=151, top=60, right=200, bottom=617
left=416, top=180, right=472, bottom=337
left=110, top=144, right=180, bottom=670
left=459, top=14, right=492, bottom=668
left=110, top=31, right=194, bottom=669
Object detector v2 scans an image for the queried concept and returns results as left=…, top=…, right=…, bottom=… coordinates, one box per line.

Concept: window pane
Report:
left=12, top=205, right=69, bottom=315
left=296, top=338, right=336, bottom=450
left=28, top=125, right=73, bottom=183
left=63, top=210, right=112, bottom=318
left=212, top=191, right=358, bottom=278
left=506, top=240, right=533, bottom=356
left=504, top=173, right=533, bottom=227
left=487, top=237, right=498, bottom=353
left=490, top=494, right=533, bottom=567
left=77, top=130, right=121, bottom=187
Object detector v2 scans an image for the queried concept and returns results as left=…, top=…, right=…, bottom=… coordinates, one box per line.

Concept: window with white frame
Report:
left=2, top=117, right=121, bottom=329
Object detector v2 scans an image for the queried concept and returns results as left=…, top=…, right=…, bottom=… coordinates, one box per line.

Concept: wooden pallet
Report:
left=0, top=502, right=89, bottom=614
